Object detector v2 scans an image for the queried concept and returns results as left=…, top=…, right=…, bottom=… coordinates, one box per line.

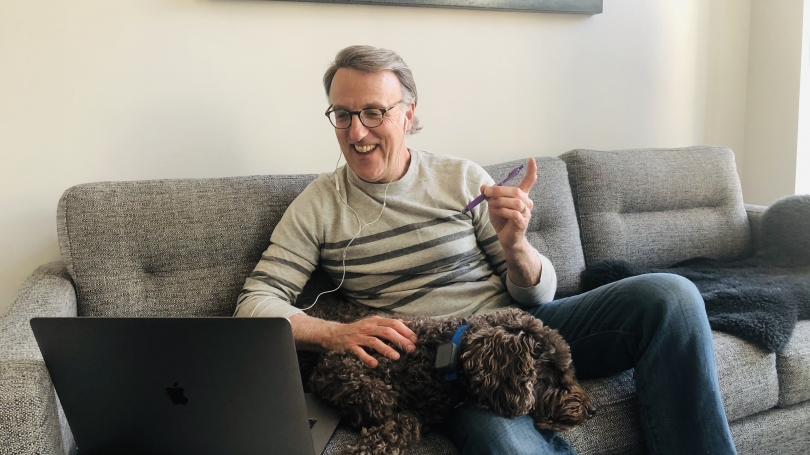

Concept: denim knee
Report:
left=625, top=273, right=708, bottom=331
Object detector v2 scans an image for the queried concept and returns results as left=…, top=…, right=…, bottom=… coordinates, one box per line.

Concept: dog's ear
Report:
left=529, top=327, right=596, bottom=431
left=460, top=310, right=545, bottom=418
left=531, top=325, right=573, bottom=379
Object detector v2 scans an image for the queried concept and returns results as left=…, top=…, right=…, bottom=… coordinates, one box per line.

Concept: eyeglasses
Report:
left=325, top=101, right=403, bottom=129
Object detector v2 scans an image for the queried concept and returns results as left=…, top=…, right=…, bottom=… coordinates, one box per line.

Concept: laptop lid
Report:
left=30, top=317, right=335, bottom=455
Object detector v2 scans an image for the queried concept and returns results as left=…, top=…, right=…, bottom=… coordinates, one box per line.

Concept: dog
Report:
left=309, top=308, right=595, bottom=455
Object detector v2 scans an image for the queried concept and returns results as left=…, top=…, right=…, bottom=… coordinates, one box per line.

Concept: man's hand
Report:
left=480, top=157, right=542, bottom=287
left=289, top=313, right=417, bottom=369
left=481, top=157, right=537, bottom=249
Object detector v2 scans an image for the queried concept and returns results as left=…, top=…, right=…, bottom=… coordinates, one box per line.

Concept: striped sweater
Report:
left=235, top=149, right=556, bottom=319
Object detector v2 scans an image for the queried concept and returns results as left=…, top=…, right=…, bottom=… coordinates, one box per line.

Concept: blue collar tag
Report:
left=435, top=324, right=469, bottom=381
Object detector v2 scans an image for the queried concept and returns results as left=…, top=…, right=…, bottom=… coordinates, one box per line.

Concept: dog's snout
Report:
left=585, top=403, right=597, bottom=418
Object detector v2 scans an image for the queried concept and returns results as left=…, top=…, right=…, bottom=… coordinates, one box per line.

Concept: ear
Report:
left=532, top=326, right=574, bottom=379
left=403, top=102, right=415, bottom=132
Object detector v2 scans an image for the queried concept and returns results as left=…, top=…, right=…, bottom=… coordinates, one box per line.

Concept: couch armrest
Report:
left=0, top=262, right=78, bottom=455
left=745, top=204, right=767, bottom=254
left=1, top=262, right=77, bottom=361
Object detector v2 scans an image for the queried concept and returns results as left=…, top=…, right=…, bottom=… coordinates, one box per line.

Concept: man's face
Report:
left=328, top=68, right=415, bottom=183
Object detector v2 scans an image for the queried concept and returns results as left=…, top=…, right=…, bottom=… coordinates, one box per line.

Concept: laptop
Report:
left=30, top=317, right=340, bottom=455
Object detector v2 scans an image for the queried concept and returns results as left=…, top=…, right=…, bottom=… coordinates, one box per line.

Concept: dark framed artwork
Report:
left=270, top=0, right=602, bottom=14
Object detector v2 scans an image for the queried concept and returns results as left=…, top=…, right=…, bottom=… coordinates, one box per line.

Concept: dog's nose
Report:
left=585, top=403, right=597, bottom=418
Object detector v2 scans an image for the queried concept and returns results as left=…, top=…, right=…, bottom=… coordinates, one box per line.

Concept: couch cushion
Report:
left=777, top=320, right=810, bottom=407
left=58, top=176, right=316, bottom=316
left=560, top=146, right=751, bottom=268
left=560, top=370, right=644, bottom=455
left=484, top=157, right=585, bottom=297
left=713, top=331, right=779, bottom=421
left=730, top=400, right=810, bottom=455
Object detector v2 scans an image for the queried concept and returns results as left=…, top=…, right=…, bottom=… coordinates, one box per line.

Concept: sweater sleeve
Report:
left=234, top=181, right=325, bottom=319
left=463, top=161, right=557, bottom=306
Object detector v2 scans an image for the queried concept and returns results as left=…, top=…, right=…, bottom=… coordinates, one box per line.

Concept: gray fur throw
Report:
left=581, top=195, right=810, bottom=353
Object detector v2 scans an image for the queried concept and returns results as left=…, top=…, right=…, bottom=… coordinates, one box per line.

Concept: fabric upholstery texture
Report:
left=560, top=370, right=644, bottom=455
left=777, top=321, right=810, bottom=407
left=0, top=262, right=78, bottom=455
left=729, top=399, right=810, bottom=455
left=57, top=176, right=316, bottom=317
left=0, top=361, right=67, bottom=455
left=745, top=204, right=767, bottom=254
left=560, top=146, right=751, bottom=268
left=0, top=262, right=76, bottom=362
left=712, top=331, right=779, bottom=421
left=483, top=157, right=585, bottom=297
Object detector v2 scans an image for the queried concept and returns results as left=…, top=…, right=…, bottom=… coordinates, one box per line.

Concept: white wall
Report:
left=744, top=0, right=804, bottom=205
left=797, top=0, right=810, bottom=196
left=0, top=0, right=753, bottom=315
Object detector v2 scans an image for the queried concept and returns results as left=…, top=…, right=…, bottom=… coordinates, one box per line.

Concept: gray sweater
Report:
left=235, top=149, right=556, bottom=319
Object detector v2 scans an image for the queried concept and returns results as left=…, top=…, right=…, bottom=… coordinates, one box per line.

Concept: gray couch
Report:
left=2, top=146, right=809, bottom=454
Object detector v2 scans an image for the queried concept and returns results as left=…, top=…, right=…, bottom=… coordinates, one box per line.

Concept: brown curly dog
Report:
left=309, top=308, right=595, bottom=455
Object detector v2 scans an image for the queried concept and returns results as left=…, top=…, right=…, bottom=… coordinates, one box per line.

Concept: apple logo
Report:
left=165, top=382, right=188, bottom=405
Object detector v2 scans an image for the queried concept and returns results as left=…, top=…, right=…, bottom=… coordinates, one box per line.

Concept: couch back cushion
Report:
left=58, top=157, right=585, bottom=317
left=484, top=157, right=585, bottom=297
left=58, top=176, right=317, bottom=316
left=560, top=146, right=751, bottom=268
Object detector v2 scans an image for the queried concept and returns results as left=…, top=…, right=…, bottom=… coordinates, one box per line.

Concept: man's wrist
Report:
left=503, top=238, right=542, bottom=287
left=289, top=313, right=339, bottom=352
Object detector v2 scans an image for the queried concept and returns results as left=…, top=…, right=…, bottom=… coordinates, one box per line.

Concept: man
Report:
left=235, top=45, right=737, bottom=455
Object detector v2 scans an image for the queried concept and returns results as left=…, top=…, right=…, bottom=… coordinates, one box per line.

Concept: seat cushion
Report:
left=777, top=320, right=810, bottom=407
left=484, top=157, right=585, bottom=297
left=713, top=331, right=779, bottom=421
left=560, top=146, right=751, bottom=268
left=730, top=400, right=810, bottom=455
left=58, top=176, right=316, bottom=316
left=560, top=370, right=644, bottom=455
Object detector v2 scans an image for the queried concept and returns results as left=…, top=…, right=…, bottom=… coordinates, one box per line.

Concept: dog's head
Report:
left=529, top=332, right=595, bottom=431
left=460, top=309, right=595, bottom=428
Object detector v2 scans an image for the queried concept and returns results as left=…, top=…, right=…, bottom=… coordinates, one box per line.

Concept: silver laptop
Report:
left=30, top=317, right=340, bottom=455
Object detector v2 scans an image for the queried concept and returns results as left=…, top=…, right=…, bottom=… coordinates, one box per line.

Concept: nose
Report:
left=347, top=114, right=369, bottom=142
left=585, top=403, right=597, bottom=418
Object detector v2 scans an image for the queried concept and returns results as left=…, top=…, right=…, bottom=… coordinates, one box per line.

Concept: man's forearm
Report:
left=234, top=294, right=338, bottom=351
left=289, top=313, right=340, bottom=352
left=503, top=237, right=543, bottom=287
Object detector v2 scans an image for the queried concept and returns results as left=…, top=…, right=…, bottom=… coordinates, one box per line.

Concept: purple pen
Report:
left=461, top=164, right=525, bottom=213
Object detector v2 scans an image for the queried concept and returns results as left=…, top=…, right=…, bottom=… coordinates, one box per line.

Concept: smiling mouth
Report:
left=354, top=144, right=376, bottom=153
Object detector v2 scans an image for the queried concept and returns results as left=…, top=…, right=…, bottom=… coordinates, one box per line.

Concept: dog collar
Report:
left=435, top=324, right=469, bottom=381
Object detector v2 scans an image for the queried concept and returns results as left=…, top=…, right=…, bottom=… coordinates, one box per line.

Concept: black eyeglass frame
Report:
left=324, top=100, right=404, bottom=129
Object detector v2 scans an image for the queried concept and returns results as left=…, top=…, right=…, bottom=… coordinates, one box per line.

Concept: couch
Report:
left=2, top=146, right=808, bottom=454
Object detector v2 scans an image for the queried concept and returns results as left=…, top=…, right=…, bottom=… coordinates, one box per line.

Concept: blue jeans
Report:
left=443, top=274, right=737, bottom=455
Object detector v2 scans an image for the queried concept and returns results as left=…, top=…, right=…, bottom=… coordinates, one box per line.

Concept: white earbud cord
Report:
left=242, top=115, right=406, bottom=317
left=299, top=180, right=391, bottom=312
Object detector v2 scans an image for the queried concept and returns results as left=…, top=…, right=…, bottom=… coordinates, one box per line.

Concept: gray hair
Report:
left=323, top=45, right=422, bottom=135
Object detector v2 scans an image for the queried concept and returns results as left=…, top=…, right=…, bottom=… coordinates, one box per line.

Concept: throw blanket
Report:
left=580, top=195, right=810, bottom=353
